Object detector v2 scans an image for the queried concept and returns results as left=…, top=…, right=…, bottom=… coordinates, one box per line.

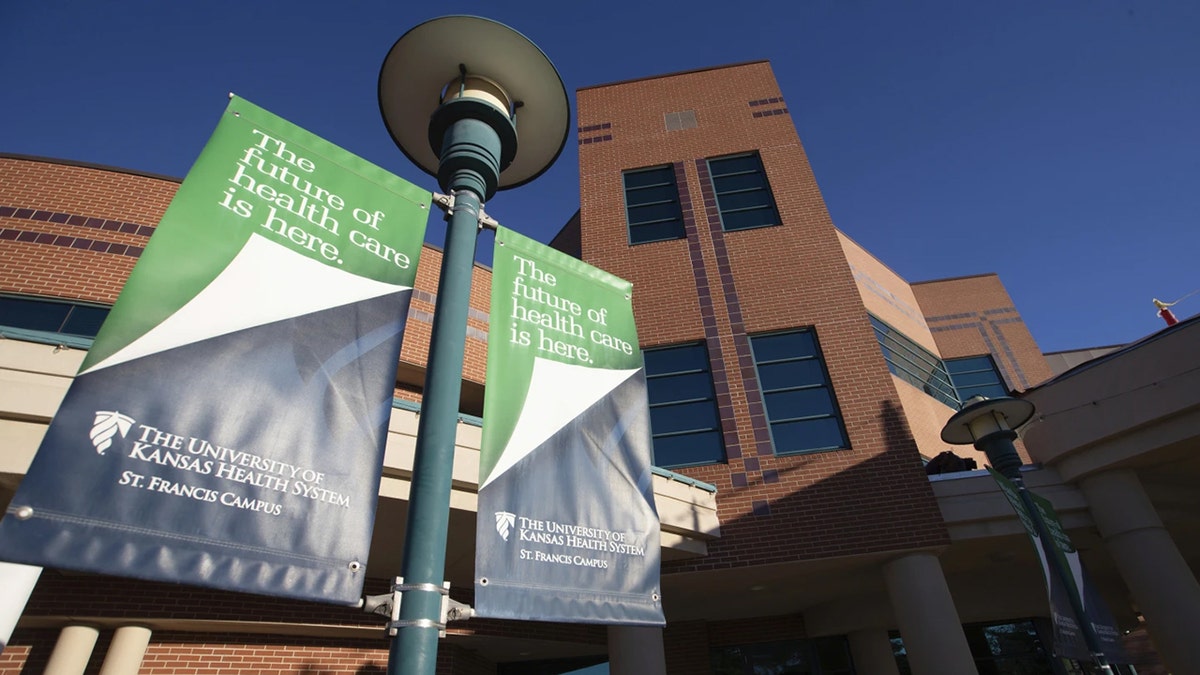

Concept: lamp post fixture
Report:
left=377, top=16, right=569, bottom=675
left=941, top=396, right=1115, bottom=674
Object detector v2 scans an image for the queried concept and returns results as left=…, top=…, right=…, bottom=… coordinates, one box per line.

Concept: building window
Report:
left=870, top=315, right=958, bottom=408
left=892, top=620, right=1083, bottom=674
left=707, top=152, right=780, bottom=231
left=498, top=656, right=607, bottom=675
left=946, top=355, right=1008, bottom=401
left=750, top=329, right=848, bottom=455
left=643, top=342, right=725, bottom=468
left=623, top=165, right=685, bottom=244
left=0, top=295, right=110, bottom=338
left=712, top=637, right=855, bottom=675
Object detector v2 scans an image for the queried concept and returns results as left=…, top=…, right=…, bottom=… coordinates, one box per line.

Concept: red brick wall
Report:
left=0, top=630, right=494, bottom=675
left=0, top=628, right=57, bottom=675
left=139, top=634, right=389, bottom=675
left=0, top=157, right=172, bottom=304
left=576, top=63, right=949, bottom=570
left=0, top=155, right=491, bottom=387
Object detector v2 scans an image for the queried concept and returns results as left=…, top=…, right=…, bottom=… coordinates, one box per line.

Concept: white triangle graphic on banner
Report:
left=481, top=357, right=639, bottom=489
left=83, top=234, right=411, bottom=374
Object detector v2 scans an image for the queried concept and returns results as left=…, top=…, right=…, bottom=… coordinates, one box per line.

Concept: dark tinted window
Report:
left=947, top=355, right=1009, bottom=401
left=750, top=329, right=848, bottom=454
left=708, top=153, right=780, bottom=231
left=870, top=315, right=957, bottom=407
left=643, top=343, right=724, bottom=468
left=0, top=296, right=110, bottom=338
left=624, top=166, right=685, bottom=244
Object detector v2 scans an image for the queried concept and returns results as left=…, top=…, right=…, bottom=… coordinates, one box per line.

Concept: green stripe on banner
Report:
left=83, top=95, right=429, bottom=372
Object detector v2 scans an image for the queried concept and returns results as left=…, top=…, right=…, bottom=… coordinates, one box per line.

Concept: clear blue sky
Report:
left=3, top=1, right=1197, bottom=354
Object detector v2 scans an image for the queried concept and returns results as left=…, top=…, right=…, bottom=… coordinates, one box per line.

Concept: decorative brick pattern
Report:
left=693, top=157, right=775, bottom=472
left=0, top=225, right=145, bottom=258
left=664, top=110, right=698, bottom=131
left=752, top=107, right=789, bottom=118
left=749, top=97, right=788, bottom=119
left=578, top=121, right=615, bottom=145
left=0, top=204, right=156, bottom=237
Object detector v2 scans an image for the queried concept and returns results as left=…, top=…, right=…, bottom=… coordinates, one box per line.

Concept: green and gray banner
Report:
left=0, top=96, right=429, bottom=605
left=475, top=226, right=664, bottom=625
left=989, top=469, right=1126, bottom=662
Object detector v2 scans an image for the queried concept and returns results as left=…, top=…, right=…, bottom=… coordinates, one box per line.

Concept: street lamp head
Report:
left=940, top=395, right=1036, bottom=446
left=378, top=15, right=570, bottom=196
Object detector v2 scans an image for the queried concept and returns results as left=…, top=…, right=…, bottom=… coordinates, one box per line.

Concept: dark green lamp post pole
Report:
left=377, top=16, right=569, bottom=675
left=941, top=396, right=1115, bottom=674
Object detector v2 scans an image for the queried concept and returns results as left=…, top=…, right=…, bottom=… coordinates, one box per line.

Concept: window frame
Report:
left=869, top=315, right=958, bottom=408
left=706, top=152, right=781, bottom=232
left=622, top=165, right=686, bottom=245
left=946, top=354, right=1009, bottom=402
left=642, top=341, right=726, bottom=469
left=749, top=328, right=850, bottom=456
left=0, top=294, right=111, bottom=339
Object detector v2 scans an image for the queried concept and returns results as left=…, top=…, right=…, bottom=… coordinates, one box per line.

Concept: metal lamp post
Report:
left=941, top=395, right=1115, bottom=674
left=377, top=16, right=569, bottom=675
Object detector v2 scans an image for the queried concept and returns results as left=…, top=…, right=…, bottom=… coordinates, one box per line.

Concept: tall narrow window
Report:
left=707, top=153, right=780, bottom=231
left=623, top=166, right=684, bottom=244
left=947, top=355, right=1009, bottom=401
left=870, top=315, right=958, bottom=408
left=643, top=343, right=725, bottom=468
left=750, top=329, right=848, bottom=455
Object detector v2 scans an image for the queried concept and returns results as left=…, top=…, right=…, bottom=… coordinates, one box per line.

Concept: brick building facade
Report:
left=2, top=60, right=1192, bottom=675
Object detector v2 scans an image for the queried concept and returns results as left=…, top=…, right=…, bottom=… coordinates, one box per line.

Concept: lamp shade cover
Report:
left=379, top=15, right=570, bottom=190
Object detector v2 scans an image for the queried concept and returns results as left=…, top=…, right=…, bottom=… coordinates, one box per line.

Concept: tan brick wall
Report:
left=890, top=373, right=981, bottom=462
left=835, top=232, right=972, bottom=460
left=912, top=274, right=1054, bottom=392
left=837, top=231, right=937, bottom=353
left=576, top=63, right=950, bottom=570
left=912, top=274, right=1054, bottom=463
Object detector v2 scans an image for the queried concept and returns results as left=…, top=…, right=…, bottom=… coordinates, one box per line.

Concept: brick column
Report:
left=884, top=553, right=978, bottom=675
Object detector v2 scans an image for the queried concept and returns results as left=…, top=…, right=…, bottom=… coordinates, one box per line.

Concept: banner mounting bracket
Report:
left=432, top=192, right=499, bottom=231
left=361, top=576, right=474, bottom=637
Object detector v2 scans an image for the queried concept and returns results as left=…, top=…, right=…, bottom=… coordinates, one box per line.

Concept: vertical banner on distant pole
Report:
left=989, top=469, right=1127, bottom=662
left=475, top=226, right=664, bottom=625
left=0, top=96, right=430, bottom=605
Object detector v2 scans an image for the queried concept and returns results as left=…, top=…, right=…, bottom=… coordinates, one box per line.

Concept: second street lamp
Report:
left=942, top=395, right=1116, bottom=674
